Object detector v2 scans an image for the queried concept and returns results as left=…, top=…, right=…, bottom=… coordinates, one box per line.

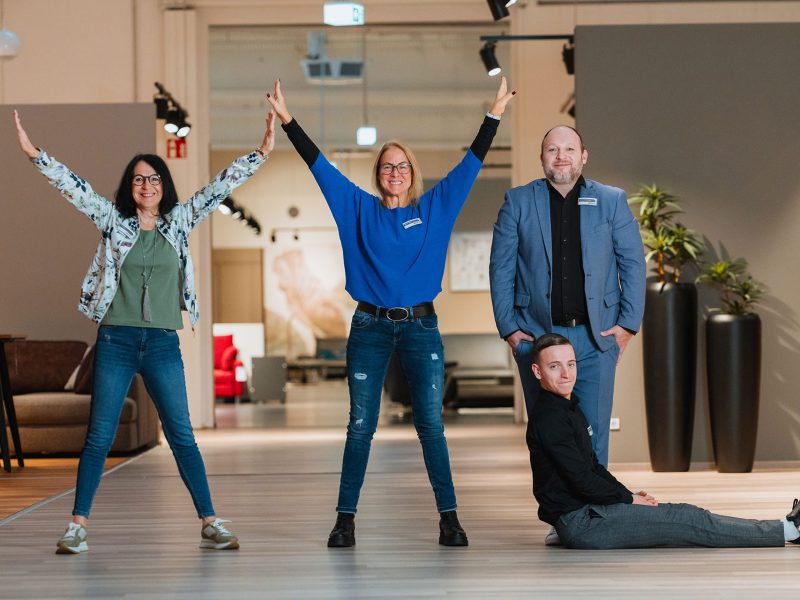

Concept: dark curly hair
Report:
left=114, top=154, right=179, bottom=219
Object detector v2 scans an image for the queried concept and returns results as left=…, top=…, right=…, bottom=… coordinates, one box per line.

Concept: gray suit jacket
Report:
left=489, top=178, right=646, bottom=352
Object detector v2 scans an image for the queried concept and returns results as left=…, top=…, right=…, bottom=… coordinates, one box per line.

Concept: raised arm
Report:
left=14, top=110, right=39, bottom=159
left=14, top=110, right=114, bottom=229
left=266, top=78, right=359, bottom=224
left=469, top=76, right=515, bottom=161
left=266, top=78, right=320, bottom=167
left=182, top=109, right=275, bottom=231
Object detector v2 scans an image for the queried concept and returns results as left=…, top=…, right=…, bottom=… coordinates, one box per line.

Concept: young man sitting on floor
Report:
left=526, top=333, right=800, bottom=549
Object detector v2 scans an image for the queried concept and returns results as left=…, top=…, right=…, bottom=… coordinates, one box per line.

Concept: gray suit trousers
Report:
left=556, top=502, right=785, bottom=549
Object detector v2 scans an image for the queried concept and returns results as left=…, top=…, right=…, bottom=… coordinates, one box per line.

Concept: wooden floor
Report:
left=0, top=456, right=128, bottom=521
left=0, top=416, right=799, bottom=598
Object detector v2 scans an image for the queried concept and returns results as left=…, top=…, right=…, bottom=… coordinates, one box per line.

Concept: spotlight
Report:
left=154, top=96, right=170, bottom=119
left=505, top=0, right=518, bottom=5
left=176, top=115, right=192, bottom=138
left=164, top=106, right=181, bottom=134
left=218, top=198, right=233, bottom=215
left=562, top=40, right=575, bottom=75
left=480, top=42, right=502, bottom=77
left=486, top=0, right=509, bottom=21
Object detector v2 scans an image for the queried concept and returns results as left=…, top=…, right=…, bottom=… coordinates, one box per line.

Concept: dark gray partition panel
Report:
left=576, top=23, right=800, bottom=462
left=0, top=104, right=155, bottom=343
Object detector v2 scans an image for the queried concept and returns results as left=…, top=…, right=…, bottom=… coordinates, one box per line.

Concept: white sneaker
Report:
left=200, top=518, right=239, bottom=550
left=544, top=526, right=562, bottom=546
left=56, top=522, right=88, bottom=554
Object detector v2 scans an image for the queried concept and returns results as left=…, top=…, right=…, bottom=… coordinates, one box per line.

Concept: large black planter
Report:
left=642, top=282, right=697, bottom=471
left=706, top=313, right=761, bottom=472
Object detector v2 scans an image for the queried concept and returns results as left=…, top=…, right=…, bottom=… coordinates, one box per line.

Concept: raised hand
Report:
left=13, top=110, right=39, bottom=159
left=265, top=79, right=292, bottom=125
left=489, top=76, right=516, bottom=117
left=258, top=111, right=276, bottom=156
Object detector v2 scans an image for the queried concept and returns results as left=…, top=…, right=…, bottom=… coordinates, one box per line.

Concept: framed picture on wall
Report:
left=449, top=232, right=492, bottom=292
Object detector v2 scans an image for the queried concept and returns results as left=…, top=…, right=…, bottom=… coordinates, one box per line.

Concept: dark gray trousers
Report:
left=556, top=502, right=785, bottom=549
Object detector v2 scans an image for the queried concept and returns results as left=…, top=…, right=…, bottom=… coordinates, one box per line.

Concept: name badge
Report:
left=402, top=218, right=423, bottom=229
left=578, top=197, right=597, bottom=206
left=587, top=425, right=593, bottom=437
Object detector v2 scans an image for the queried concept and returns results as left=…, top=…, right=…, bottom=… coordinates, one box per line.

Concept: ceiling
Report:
left=208, top=24, right=512, bottom=152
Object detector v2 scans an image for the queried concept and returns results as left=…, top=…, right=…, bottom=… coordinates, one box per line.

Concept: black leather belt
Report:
left=356, top=301, right=435, bottom=322
left=553, top=317, right=587, bottom=328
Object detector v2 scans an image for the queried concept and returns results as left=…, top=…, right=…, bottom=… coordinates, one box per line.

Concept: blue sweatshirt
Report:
left=283, top=117, right=499, bottom=307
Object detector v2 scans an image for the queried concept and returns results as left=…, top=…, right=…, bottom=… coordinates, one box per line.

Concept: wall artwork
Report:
left=264, top=236, right=355, bottom=358
left=449, top=232, right=493, bottom=292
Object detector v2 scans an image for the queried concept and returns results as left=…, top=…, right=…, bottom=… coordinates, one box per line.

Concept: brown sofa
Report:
left=4, top=340, right=159, bottom=455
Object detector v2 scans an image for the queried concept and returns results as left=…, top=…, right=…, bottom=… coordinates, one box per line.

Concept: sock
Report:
left=782, top=518, right=799, bottom=541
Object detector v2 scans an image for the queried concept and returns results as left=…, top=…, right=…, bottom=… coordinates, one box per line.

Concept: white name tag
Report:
left=587, top=425, right=593, bottom=437
left=402, top=218, right=423, bottom=229
left=578, top=197, right=597, bottom=206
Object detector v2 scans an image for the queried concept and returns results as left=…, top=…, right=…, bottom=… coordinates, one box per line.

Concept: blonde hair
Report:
left=372, top=140, right=424, bottom=207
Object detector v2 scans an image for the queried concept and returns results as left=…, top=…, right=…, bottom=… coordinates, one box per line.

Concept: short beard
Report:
left=544, top=164, right=582, bottom=186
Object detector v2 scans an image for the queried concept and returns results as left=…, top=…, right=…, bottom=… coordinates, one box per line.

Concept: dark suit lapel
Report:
left=533, top=180, right=553, bottom=269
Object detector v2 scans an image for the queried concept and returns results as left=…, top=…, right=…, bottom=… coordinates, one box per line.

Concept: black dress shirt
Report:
left=527, top=389, right=632, bottom=525
left=548, top=177, right=588, bottom=324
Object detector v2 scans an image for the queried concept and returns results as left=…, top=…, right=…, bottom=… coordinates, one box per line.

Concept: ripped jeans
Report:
left=335, top=308, right=457, bottom=514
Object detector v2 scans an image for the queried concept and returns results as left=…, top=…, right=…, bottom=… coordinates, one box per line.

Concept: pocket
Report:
left=350, top=310, right=374, bottom=329
left=604, top=289, right=620, bottom=307
left=514, top=292, right=530, bottom=308
left=417, top=314, right=439, bottom=331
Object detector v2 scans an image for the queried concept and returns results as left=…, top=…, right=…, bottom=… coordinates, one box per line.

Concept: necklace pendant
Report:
left=142, top=284, right=152, bottom=323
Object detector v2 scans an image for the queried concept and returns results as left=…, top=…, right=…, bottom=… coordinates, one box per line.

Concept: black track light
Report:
left=154, top=96, right=170, bottom=120
left=164, top=106, right=181, bottom=134
left=562, top=40, right=575, bottom=75
left=486, top=0, right=509, bottom=21
left=480, top=42, right=502, bottom=77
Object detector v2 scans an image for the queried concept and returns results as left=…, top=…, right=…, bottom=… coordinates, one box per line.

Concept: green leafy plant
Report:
left=628, top=184, right=705, bottom=283
left=696, top=258, right=766, bottom=315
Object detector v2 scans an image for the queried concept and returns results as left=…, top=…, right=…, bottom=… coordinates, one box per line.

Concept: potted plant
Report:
left=696, top=258, right=766, bottom=472
left=628, top=184, right=704, bottom=471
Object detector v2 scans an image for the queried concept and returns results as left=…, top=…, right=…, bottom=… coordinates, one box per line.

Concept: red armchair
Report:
left=214, top=335, right=245, bottom=400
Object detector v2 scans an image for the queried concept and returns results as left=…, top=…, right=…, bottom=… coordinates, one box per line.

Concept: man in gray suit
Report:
left=490, top=125, right=645, bottom=468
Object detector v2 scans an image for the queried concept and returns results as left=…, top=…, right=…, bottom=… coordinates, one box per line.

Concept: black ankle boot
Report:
left=438, top=510, right=468, bottom=546
left=327, top=512, right=356, bottom=548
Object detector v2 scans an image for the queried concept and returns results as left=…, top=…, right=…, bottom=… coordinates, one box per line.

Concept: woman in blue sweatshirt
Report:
left=267, top=77, right=514, bottom=548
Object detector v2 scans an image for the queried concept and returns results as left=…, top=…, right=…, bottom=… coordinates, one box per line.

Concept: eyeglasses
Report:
left=379, top=162, right=412, bottom=175
left=132, top=174, right=163, bottom=187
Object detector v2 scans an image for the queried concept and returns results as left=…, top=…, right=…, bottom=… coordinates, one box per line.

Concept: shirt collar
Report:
left=546, top=175, right=586, bottom=199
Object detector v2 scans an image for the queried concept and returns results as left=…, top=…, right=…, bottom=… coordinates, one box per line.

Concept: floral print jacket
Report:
left=32, top=150, right=267, bottom=327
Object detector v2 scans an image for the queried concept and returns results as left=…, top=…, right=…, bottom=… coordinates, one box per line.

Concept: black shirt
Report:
left=548, top=177, right=588, bottom=324
left=528, top=389, right=632, bottom=525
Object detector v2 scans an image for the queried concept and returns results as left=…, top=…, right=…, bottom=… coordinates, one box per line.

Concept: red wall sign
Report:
left=166, top=138, right=187, bottom=159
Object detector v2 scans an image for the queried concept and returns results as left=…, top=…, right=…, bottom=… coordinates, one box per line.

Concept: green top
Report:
left=102, top=228, right=183, bottom=330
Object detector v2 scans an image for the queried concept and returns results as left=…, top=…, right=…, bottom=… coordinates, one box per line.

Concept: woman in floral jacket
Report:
left=13, top=108, right=275, bottom=554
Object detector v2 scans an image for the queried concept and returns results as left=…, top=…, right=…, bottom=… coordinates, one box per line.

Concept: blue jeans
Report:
left=514, top=324, right=618, bottom=466
left=336, top=309, right=457, bottom=514
left=556, top=502, right=785, bottom=549
left=73, top=326, right=215, bottom=518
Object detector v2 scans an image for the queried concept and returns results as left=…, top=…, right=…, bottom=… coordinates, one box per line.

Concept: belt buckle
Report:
left=386, top=307, right=410, bottom=322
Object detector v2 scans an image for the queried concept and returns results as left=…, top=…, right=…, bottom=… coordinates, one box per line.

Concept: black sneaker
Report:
left=327, top=513, right=355, bottom=548
left=439, top=510, right=468, bottom=546
left=787, top=498, right=800, bottom=544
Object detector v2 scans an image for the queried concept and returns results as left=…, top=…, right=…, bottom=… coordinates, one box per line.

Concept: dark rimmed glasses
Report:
left=379, top=162, right=412, bottom=175
left=132, top=174, right=163, bottom=187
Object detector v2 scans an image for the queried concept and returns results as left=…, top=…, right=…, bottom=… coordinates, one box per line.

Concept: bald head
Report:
left=540, top=125, right=585, bottom=155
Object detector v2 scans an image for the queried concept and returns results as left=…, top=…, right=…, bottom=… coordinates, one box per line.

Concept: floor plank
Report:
left=0, top=456, right=128, bottom=521
left=0, top=421, right=798, bottom=599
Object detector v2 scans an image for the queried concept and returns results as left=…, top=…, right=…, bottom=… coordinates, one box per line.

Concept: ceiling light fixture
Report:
left=0, top=1, right=20, bottom=60
left=480, top=42, right=502, bottom=77
left=154, top=82, right=192, bottom=138
left=486, top=0, right=510, bottom=21
left=323, top=2, right=365, bottom=27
